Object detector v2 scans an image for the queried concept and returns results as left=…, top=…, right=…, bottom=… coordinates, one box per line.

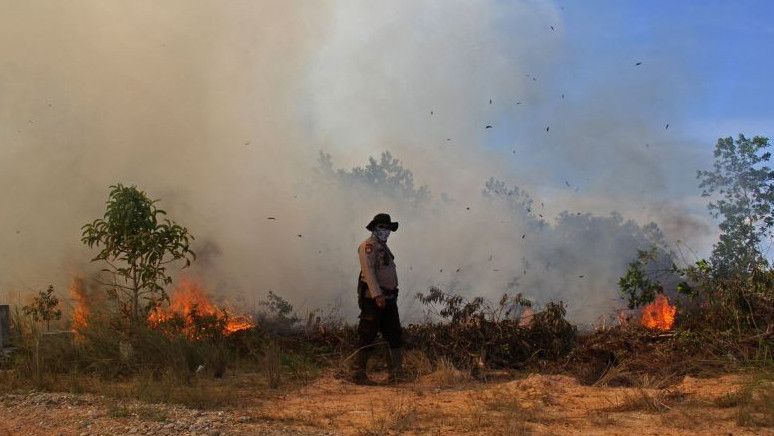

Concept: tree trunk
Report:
left=132, top=289, right=139, bottom=325
left=131, top=264, right=140, bottom=326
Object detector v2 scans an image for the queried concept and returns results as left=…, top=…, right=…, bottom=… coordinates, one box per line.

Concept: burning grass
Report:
left=147, top=279, right=254, bottom=338
left=1, top=280, right=328, bottom=409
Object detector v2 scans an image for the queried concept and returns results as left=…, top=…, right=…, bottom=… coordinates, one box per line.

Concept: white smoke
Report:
left=0, top=1, right=716, bottom=324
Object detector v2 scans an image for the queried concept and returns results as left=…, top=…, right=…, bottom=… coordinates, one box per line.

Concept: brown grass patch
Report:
left=733, top=372, right=774, bottom=428
left=358, top=394, right=418, bottom=435
left=422, top=358, right=472, bottom=388
left=604, top=388, right=685, bottom=414
left=589, top=411, right=616, bottom=426
left=403, top=350, right=433, bottom=380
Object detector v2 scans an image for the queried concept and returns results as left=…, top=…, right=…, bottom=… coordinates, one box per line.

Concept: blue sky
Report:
left=473, top=1, right=773, bottom=204
left=601, top=1, right=773, bottom=130
left=505, top=1, right=773, bottom=142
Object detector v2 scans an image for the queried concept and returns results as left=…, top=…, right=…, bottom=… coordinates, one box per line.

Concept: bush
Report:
left=408, top=288, right=576, bottom=370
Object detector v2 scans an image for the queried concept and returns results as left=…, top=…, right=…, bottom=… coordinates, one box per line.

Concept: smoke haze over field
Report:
left=4, top=1, right=765, bottom=323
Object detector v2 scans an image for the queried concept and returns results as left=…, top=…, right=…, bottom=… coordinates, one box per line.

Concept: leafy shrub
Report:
left=408, top=288, right=575, bottom=370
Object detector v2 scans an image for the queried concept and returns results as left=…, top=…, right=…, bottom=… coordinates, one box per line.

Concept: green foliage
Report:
left=697, top=134, right=774, bottom=277
left=617, top=134, right=774, bottom=333
left=81, top=184, right=196, bottom=325
left=679, top=258, right=773, bottom=332
left=617, top=247, right=677, bottom=309
left=257, top=291, right=300, bottom=333
left=411, top=288, right=574, bottom=368
left=416, top=287, right=531, bottom=324
left=261, top=291, right=296, bottom=320
left=22, top=285, right=62, bottom=331
left=416, top=287, right=485, bottom=324
left=620, top=249, right=773, bottom=333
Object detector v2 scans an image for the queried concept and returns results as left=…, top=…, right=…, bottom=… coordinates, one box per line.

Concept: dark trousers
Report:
left=357, top=297, right=402, bottom=351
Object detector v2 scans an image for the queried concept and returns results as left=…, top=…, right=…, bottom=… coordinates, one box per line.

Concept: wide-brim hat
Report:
left=366, top=213, right=399, bottom=232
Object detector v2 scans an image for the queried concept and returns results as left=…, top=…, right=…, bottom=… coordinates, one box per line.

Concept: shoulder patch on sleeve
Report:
left=364, top=243, right=373, bottom=254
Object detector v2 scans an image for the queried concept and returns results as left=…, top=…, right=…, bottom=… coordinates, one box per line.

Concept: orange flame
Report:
left=640, top=294, right=676, bottom=331
left=70, top=277, right=90, bottom=332
left=148, top=279, right=254, bottom=337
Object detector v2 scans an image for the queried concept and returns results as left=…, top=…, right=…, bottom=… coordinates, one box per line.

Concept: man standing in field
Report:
left=352, top=213, right=403, bottom=384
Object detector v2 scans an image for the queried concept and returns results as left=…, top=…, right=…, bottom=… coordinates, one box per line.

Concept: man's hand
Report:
left=375, top=295, right=386, bottom=308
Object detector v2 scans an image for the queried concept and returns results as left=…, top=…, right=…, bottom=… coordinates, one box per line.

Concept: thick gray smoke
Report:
left=0, top=1, right=715, bottom=324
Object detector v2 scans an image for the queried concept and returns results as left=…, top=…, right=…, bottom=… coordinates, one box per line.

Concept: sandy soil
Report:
left=257, top=371, right=770, bottom=435
left=0, top=372, right=770, bottom=435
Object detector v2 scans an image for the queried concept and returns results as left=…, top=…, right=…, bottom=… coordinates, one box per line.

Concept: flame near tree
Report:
left=70, top=278, right=89, bottom=332
left=71, top=276, right=253, bottom=338
left=81, top=184, right=196, bottom=325
left=640, top=294, right=677, bottom=331
left=147, top=278, right=254, bottom=338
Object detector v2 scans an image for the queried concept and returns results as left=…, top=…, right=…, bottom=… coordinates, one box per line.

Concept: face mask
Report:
left=373, top=228, right=391, bottom=242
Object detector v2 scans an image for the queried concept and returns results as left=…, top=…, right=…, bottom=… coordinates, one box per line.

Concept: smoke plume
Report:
left=0, top=1, right=716, bottom=324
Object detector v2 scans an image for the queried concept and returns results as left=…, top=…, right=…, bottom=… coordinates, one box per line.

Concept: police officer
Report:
left=353, top=213, right=403, bottom=384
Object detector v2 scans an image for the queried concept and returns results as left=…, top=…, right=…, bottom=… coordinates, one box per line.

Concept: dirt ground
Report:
left=0, top=371, right=771, bottom=435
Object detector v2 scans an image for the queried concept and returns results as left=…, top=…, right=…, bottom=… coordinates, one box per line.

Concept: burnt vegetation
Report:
left=408, top=288, right=574, bottom=371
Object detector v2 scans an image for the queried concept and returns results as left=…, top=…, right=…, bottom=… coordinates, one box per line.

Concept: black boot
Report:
left=387, top=348, right=404, bottom=383
left=351, top=348, right=374, bottom=385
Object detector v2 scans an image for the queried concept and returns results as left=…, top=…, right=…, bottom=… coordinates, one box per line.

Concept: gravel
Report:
left=0, top=390, right=333, bottom=435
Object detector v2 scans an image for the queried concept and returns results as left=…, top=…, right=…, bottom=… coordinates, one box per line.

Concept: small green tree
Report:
left=258, top=291, right=299, bottom=332
left=81, top=184, right=196, bottom=325
left=697, top=134, right=774, bottom=278
left=22, top=285, right=62, bottom=331
left=618, top=261, right=662, bottom=310
left=617, top=244, right=680, bottom=309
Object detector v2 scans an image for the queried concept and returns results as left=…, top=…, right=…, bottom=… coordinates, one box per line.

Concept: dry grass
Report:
left=658, top=408, right=706, bottom=430
left=713, top=390, right=744, bottom=408
left=588, top=411, right=616, bottom=426
left=705, top=370, right=774, bottom=428
left=604, top=387, right=685, bottom=414
left=422, top=358, right=472, bottom=388
left=477, top=397, right=537, bottom=435
left=358, top=394, right=418, bottom=435
left=403, top=349, right=433, bottom=380
left=3, top=370, right=245, bottom=410
left=730, top=371, right=774, bottom=428
left=483, top=395, right=543, bottom=422
left=455, top=385, right=557, bottom=435
left=262, top=343, right=282, bottom=389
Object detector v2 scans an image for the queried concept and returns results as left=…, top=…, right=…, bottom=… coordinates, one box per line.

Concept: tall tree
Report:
left=81, top=184, right=196, bottom=325
left=318, top=151, right=431, bottom=206
left=697, top=134, right=774, bottom=277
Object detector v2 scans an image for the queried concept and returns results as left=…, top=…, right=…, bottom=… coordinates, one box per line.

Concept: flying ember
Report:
left=640, top=294, right=677, bottom=331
